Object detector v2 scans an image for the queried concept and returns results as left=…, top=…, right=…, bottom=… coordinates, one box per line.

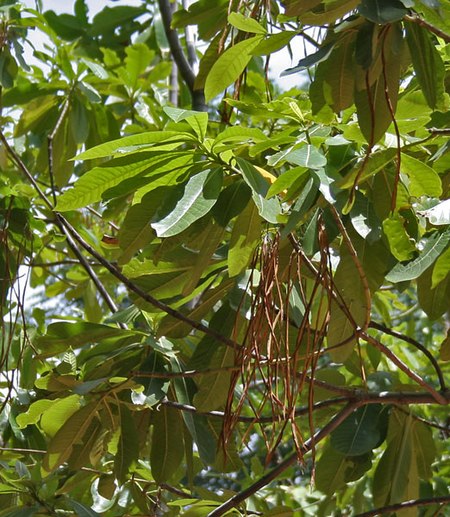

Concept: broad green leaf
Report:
left=73, top=131, right=188, bottom=161
left=212, top=179, right=252, bottom=227
left=193, top=345, right=234, bottom=411
left=386, top=228, right=450, bottom=283
left=16, top=399, right=54, bottom=428
left=34, top=322, right=139, bottom=355
left=0, top=507, right=40, bottom=517
left=316, top=444, right=372, bottom=495
left=340, top=148, right=396, bottom=188
left=358, top=0, right=408, bottom=23
left=431, top=245, right=450, bottom=288
left=115, top=404, right=139, bottom=483
left=382, top=213, right=416, bottom=262
left=251, top=31, right=297, bottom=56
left=236, top=158, right=281, bottom=223
left=205, top=35, right=263, bottom=101
left=150, top=406, right=184, bottom=484
left=281, top=42, right=335, bottom=75
left=283, top=0, right=322, bottom=17
left=327, top=244, right=370, bottom=361
left=69, top=500, right=101, bottom=517
left=350, top=192, right=382, bottom=243
left=405, top=21, right=446, bottom=110
left=43, top=401, right=100, bottom=473
left=267, top=167, right=308, bottom=198
left=182, top=220, right=225, bottom=296
left=228, top=12, right=266, bottom=34
left=124, top=43, right=153, bottom=88
left=440, top=330, right=450, bottom=361
left=163, top=107, right=208, bottom=141
left=134, top=352, right=170, bottom=407
left=55, top=154, right=164, bottom=211
left=152, top=168, right=222, bottom=237
left=401, top=154, right=442, bottom=197
left=330, top=405, right=389, bottom=456
left=373, top=411, right=419, bottom=508
left=284, top=145, right=327, bottom=169
left=40, top=394, right=81, bottom=438
left=281, top=175, right=320, bottom=236
left=418, top=268, right=450, bottom=320
left=213, top=126, right=267, bottom=146
left=228, top=201, right=261, bottom=277
left=300, top=0, right=360, bottom=24
left=418, top=199, right=450, bottom=226
left=322, top=34, right=356, bottom=112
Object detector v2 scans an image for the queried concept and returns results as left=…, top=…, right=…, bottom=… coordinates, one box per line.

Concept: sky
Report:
left=21, top=0, right=305, bottom=90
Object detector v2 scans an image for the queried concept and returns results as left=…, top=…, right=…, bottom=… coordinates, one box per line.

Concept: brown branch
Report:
left=369, top=320, right=446, bottom=391
left=404, top=13, right=450, bottom=43
left=207, top=403, right=359, bottom=517
left=355, top=494, right=450, bottom=517
left=55, top=213, right=242, bottom=351
left=360, top=330, right=447, bottom=405
left=157, top=0, right=206, bottom=111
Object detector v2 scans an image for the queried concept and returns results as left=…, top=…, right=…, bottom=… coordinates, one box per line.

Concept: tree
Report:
left=0, top=0, right=449, bottom=515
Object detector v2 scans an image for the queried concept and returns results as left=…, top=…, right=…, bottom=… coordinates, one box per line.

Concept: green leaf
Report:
left=267, top=167, right=308, bottom=198
left=152, top=168, right=223, bottom=237
left=300, top=0, right=360, bottom=24
left=251, top=31, right=297, bottom=56
left=358, top=0, right=408, bottom=23
left=236, top=158, right=281, bottom=223
left=281, top=42, right=335, bottom=75
left=69, top=500, right=101, bottom=517
left=401, top=154, right=442, bottom=197
left=405, top=21, right=446, bottom=110
left=440, top=330, right=450, bottom=361
left=331, top=405, right=389, bottom=456
left=43, top=402, right=100, bottom=473
left=163, top=107, right=208, bottom=141
left=193, top=345, right=234, bottom=411
left=74, top=131, right=189, bottom=161
left=228, top=12, right=266, bottom=34
left=115, top=404, right=139, bottom=483
left=418, top=199, right=450, bottom=226
left=382, top=213, right=416, bottom=262
left=431, top=245, right=450, bottom=288
left=124, top=43, right=153, bottom=88
left=284, top=145, right=327, bottom=169
left=150, top=406, right=184, bottom=484
left=212, top=179, right=252, bottom=227
left=34, top=322, right=139, bottom=355
left=418, top=267, right=450, bottom=320
left=204, top=35, right=263, bottom=101
left=40, top=394, right=81, bottom=438
left=327, top=244, right=369, bottom=361
left=56, top=154, right=164, bottom=211
left=386, top=228, right=450, bottom=283
left=228, top=201, right=261, bottom=277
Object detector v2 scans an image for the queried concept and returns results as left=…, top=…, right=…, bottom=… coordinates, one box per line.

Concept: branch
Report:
left=404, top=13, right=450, bottom=43
left=369, top=320, right=446, bottom=391
left=55, top=213, right=242, bottom=351
left=157, top=0, right=206, bottom=111
left=360, top=330, right=447, bottom=405
left=207, top=403, right=359, bottom=517
left=355, top=495, right=450, bottom=517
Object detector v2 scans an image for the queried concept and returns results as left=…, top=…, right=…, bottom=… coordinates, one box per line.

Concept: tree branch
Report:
left=355, top=495, right=450, bottom=517
left=369, top=320, right=446, bottom=391
left=157, top=0, right=206, bottom=111
left=207, top=403, right=359, bottom=517
left=404, top=13, right=450, bottom=43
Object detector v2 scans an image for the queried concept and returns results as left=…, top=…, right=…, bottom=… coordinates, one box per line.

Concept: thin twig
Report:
left=360, top=330, right=447, bottom=405
left=404, top=13, right=450, bottom=43
left=369, top=320, right=446, bottom=391
left=355, top=494, right=450, bottom=517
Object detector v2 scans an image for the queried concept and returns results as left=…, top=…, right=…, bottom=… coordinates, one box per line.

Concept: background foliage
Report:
left=0, top=0, right=449, bottom=515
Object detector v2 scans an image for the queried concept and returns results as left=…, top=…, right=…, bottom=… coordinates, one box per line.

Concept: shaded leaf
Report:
left=150, top=406, right=184, bottom=484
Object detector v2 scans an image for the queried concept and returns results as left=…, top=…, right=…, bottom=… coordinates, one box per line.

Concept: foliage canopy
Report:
left=0, top=0, right=449, bottom=515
